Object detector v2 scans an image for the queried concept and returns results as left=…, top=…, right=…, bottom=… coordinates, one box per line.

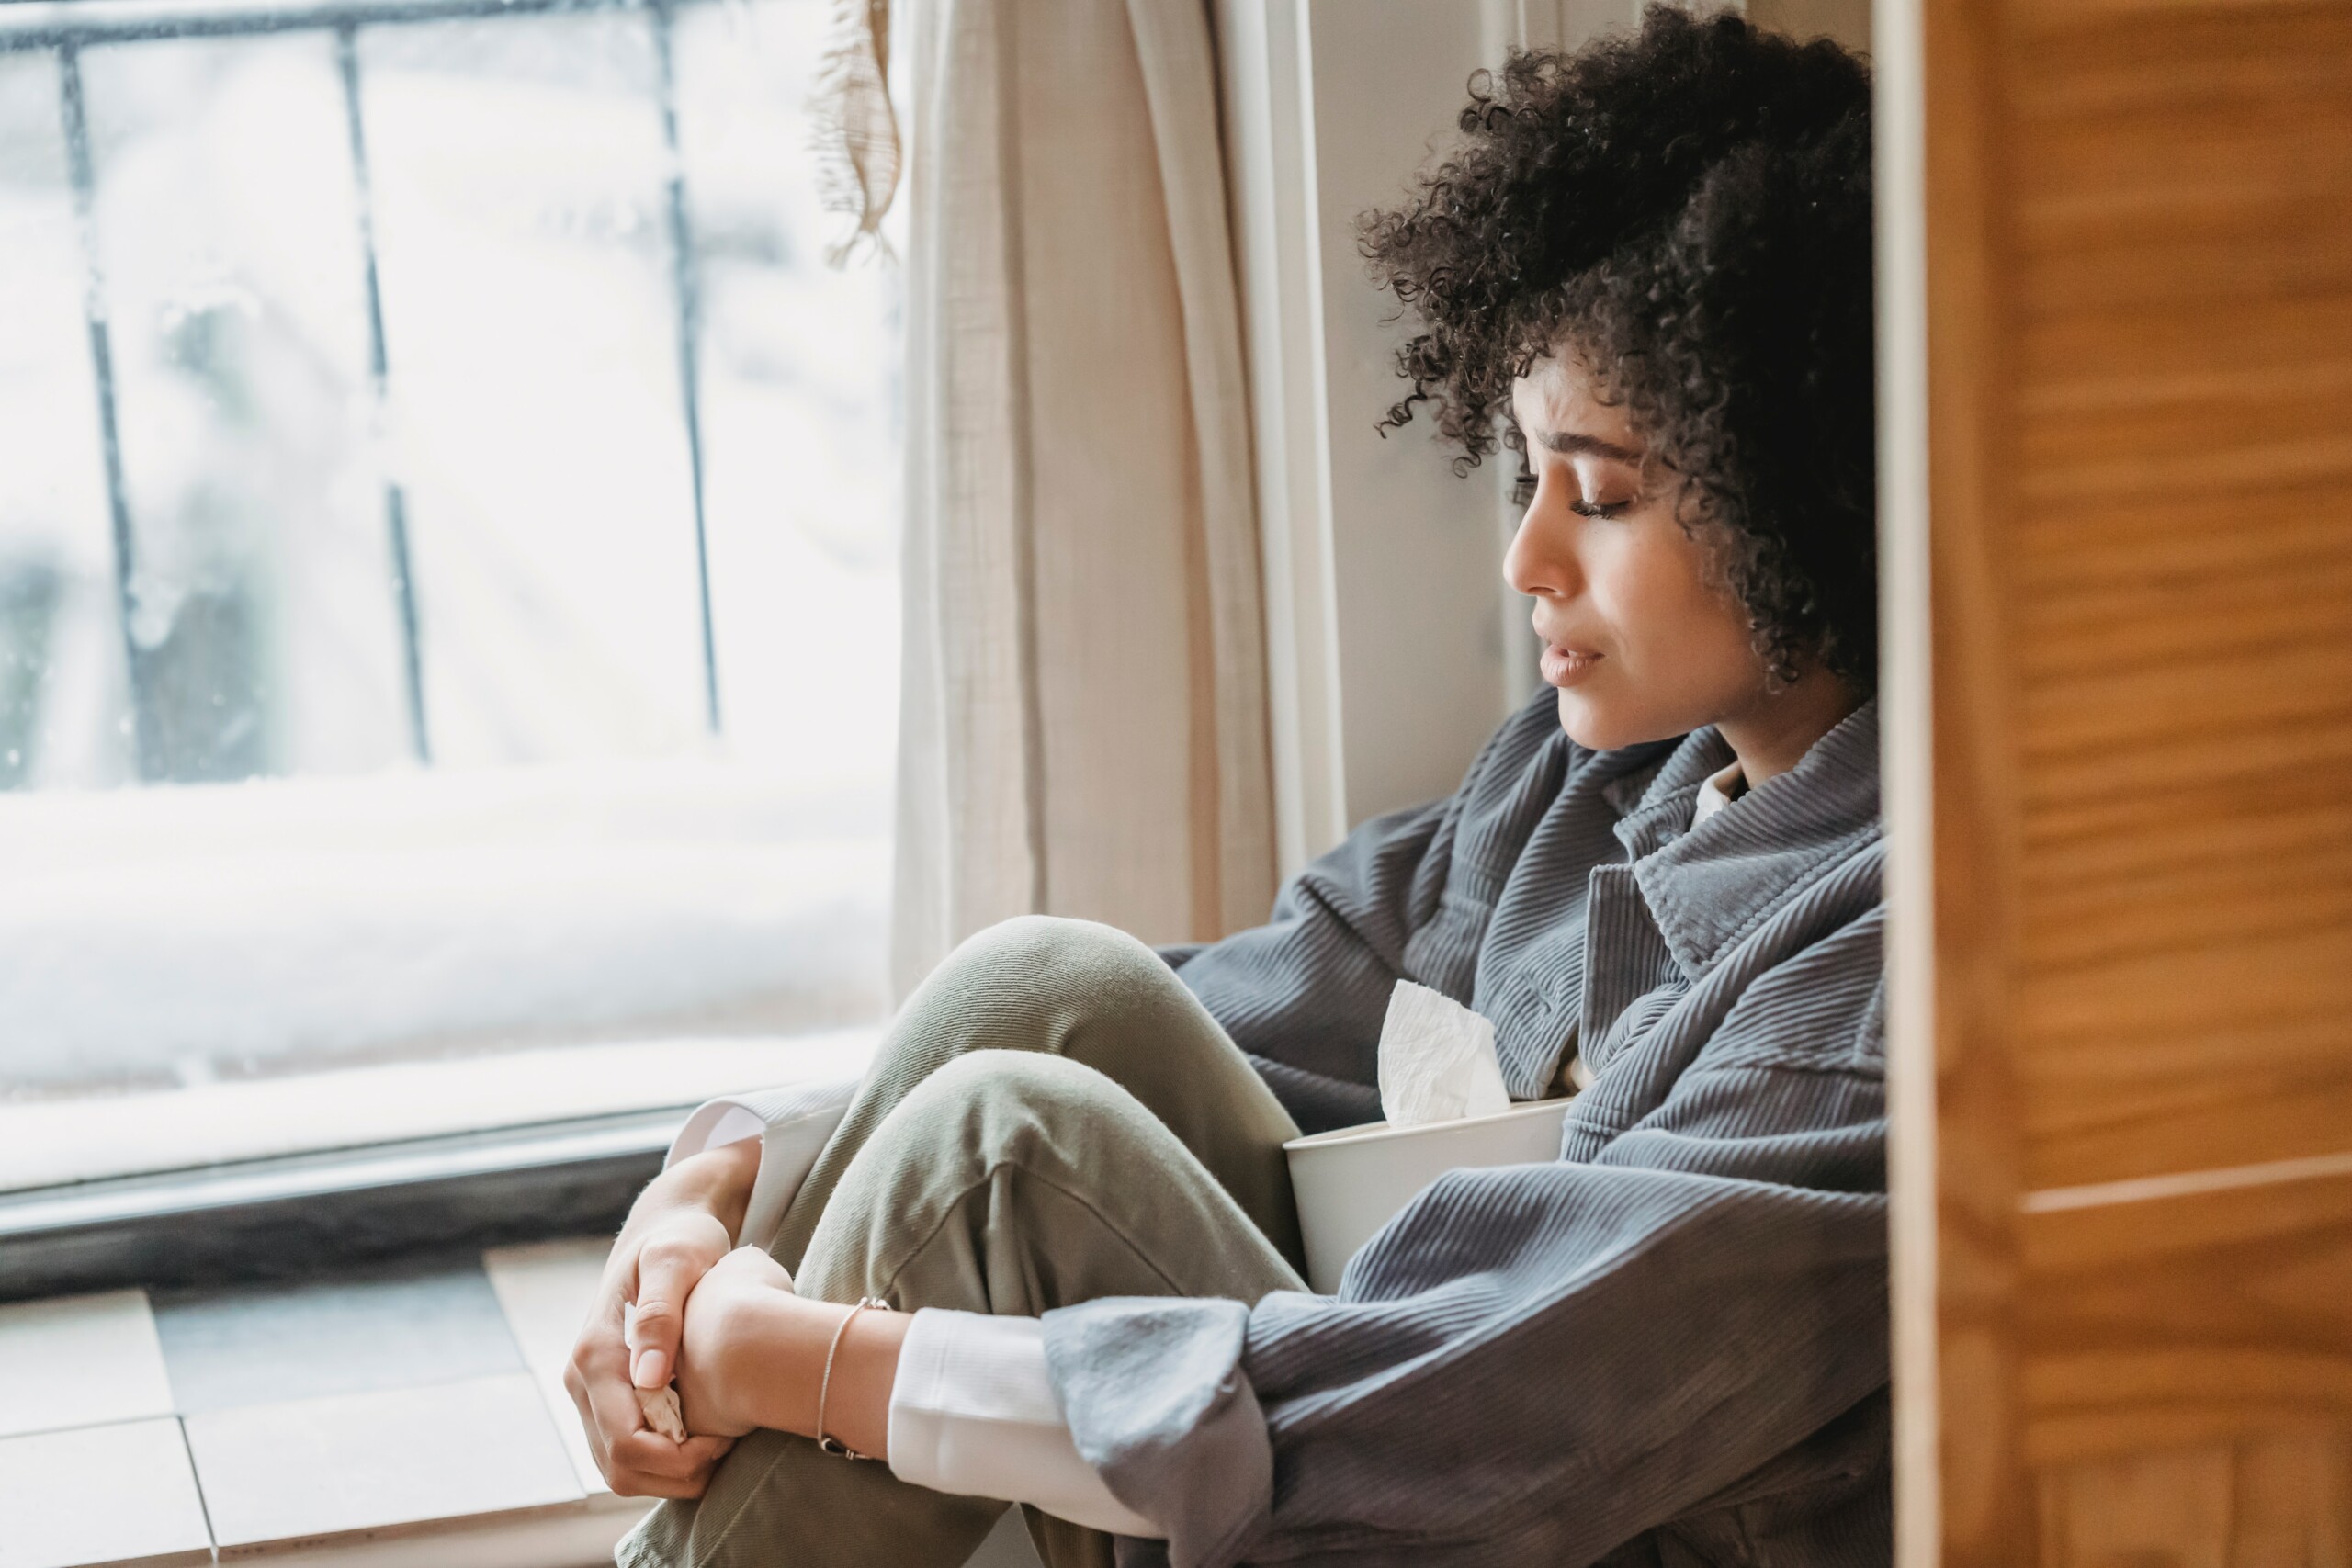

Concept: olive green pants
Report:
left=616, top=917, right=1307, bottom=1568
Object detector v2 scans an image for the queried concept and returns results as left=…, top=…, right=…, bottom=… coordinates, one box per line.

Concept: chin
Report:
left=1553, top=687, right=1687, bottom=753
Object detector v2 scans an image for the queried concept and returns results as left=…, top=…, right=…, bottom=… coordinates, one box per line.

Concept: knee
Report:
left=955, top=914, right=1156, bottom=972
left=898, top=1051, right=1126, bottom=1168
left=807, top=1053, right=1125, bottom=1258
left=798, top=1051, right=1153, bottom=1305
left=884, top=1048, right=1157, bottom=1194
left=936, top=915, right=1172, bottom=1009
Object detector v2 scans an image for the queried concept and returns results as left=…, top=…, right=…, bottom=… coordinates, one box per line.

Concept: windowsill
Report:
left=0, top=1029, right=876, bottom=1194
left=0, top=1242, right=1044, bottom=1568
left=0, top=1031, right=877, bottom=1303
left=194, top=1494, right=658, bottom=1568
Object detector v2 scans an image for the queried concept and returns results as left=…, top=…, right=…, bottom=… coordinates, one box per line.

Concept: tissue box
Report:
left=1283, top=1100, right=1572, bottom=1293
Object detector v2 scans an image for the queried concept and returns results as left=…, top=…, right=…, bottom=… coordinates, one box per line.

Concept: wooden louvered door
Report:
left=1882, top=0, right=2352, bottom=1562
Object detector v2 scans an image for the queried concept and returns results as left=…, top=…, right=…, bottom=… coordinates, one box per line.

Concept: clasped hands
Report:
left=563, top=1141, right=909, bottom=1499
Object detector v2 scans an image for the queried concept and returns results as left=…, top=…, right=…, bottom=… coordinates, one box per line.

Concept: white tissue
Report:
left=1376, top=980, right=1511, bottom=1127
left=637, top=1383, right=688, bottom=1442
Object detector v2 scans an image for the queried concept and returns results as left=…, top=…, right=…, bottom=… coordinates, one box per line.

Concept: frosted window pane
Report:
left=676, top=0, right=899, bottom=787
left=0, top=52, right=130, bottom=790
left=79, top=33, right=412, bottom=783
left=361, top=14, right=709, bottom=766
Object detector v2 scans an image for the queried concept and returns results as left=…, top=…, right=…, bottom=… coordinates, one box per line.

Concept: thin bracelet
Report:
left=814, top=1296, right=892, bottom=1460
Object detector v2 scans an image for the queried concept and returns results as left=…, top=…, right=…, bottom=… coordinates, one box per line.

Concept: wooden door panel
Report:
left=2037, top=1435, right=2352, bottom=1568
left=1908, top=0, right=2352, bottom=1557
left=2021, top=1168, right=2352, bottom=1461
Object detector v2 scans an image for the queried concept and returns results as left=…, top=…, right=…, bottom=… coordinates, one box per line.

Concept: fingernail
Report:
left=634, top=1349, right=670, bottom=1389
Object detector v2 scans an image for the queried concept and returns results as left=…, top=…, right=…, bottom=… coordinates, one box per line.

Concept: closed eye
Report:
left=1516, top=469, right=1630, bottom=519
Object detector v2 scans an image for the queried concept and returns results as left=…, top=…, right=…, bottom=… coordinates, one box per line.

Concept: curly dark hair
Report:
left=1361, top=6, right=1877, bottom=687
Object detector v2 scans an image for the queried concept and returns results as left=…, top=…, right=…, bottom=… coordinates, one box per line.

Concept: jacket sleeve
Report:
left=1163, top=694, right=1569, bottom=1133
left=665, top=1076, right=862, bottom=1250
left=1043, top=911, right=1891, bottom=1568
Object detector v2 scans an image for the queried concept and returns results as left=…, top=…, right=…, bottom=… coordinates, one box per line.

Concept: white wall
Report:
left=1218, top=0, right=1650, bottom=874
left=1304, top=0, right=1528, bottom=840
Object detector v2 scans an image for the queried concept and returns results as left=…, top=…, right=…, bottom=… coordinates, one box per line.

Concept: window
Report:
left=0, top=0, right=899, bottom=1198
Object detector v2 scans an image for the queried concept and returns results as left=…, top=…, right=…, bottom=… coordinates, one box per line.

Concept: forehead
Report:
left=1510, top=355, right=1641, bottom=453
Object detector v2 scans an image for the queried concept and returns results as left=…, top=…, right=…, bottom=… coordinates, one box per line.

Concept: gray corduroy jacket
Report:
left=1045, top=694, right=1892, bottom=1568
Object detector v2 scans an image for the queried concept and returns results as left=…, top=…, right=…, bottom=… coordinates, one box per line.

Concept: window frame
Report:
left=0, top=1107, right=683, bottom=1301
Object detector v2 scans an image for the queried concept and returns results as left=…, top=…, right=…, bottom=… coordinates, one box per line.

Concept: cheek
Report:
left=1601, top=531, right=1760, bottom=688
left=1590, top=532, right=1707, bottom=637
left=1551, top=523, right=1769, bottom=748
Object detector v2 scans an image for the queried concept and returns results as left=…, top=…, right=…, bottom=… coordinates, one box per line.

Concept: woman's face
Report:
left=1505, top=355, right=1773, bottom=752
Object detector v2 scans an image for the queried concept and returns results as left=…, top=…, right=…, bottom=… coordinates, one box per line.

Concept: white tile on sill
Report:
left=184, top=1372, right=583, bottom=1555
left=481, top=1237, right=613, bottom=1495
left=207, top=1497, right=653, bottom=1568
left=232, top=1488, right=1028, bottom=1568
left=0, top=1416, right=213, bottom=1568
left=154, top=1262, right=522, bottom=1416
left=0, top=1290, right=175, bottom=1439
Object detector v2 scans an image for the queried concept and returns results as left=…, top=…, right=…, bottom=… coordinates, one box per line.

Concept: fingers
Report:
left=561, top=1358, right=613, bottom=1479
left=571, top=1275, right=684, bottom=1489
left=617, top=1430, right=735, bottom=1479
left=571, top=1217, right=743, bottom=1497
left=614, top=1432, right=734, bottom=1499
left=679, top=1434, right=736, bottom=1471
left=603, top=1431, right=734, bottom=1497
left=570, top=1344, right=732, bottom=1498
left=622, top=1302, right=673, bottom=1392
left=574, top=1336, right=654, bottom=1469
left=628, top=1233, right=711, bottom=1391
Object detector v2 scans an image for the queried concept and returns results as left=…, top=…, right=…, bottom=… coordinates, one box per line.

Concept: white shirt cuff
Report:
left=666, top=1075, right=863, bottom=1251
left=888, top=1309, right=1160, bottom=1539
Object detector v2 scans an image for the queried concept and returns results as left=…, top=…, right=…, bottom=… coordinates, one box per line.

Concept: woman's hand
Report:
left=671, top=1248, right=912, bottom=1461
left=564, top=1141, right=759, bottom=1498
left=674, top=1246, right=799, bottom=1438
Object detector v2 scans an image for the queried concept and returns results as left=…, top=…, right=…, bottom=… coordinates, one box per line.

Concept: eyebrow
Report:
left=1529, top=428, right=1642, bottom=462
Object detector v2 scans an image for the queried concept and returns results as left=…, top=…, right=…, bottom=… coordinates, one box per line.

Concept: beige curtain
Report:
left=889, top=0, right=1277, bottom=998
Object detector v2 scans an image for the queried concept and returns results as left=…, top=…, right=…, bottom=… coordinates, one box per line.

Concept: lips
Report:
left=1539, top=643, right=1603, bottom=686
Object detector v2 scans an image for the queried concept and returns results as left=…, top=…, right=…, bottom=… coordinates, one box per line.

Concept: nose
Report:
left=1504, top=481, right=1580, bottom=604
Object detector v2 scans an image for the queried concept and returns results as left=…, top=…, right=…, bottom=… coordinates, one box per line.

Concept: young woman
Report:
left=569, top=11, right=1887, bottom=1565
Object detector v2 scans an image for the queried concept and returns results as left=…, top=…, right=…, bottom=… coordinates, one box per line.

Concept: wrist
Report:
left=642, top=1140, right=760, bottom=1241
left=715, top=1294, right=906, bottom=1460
left=708, top=1289, right=834, bottom=1437
left=814, top=1301, right=909, bottom=1461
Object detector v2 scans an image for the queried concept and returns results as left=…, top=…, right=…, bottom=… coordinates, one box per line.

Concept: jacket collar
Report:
left=1613, top=701, right=1883, bottom=981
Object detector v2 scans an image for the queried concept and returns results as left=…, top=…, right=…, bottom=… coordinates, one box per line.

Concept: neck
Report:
left=1716, top=664, right=1860, bottom=787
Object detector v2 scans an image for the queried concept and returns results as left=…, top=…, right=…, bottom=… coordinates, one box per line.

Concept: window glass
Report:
left=0, top=0, right=899, bottom=1190
left=0, top=50, right=116, bottom=787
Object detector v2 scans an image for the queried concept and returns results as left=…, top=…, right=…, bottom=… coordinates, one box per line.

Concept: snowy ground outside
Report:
left=0, top=759, right=889, bottom=1089
left=0, top=758, right=892, bottom=1185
